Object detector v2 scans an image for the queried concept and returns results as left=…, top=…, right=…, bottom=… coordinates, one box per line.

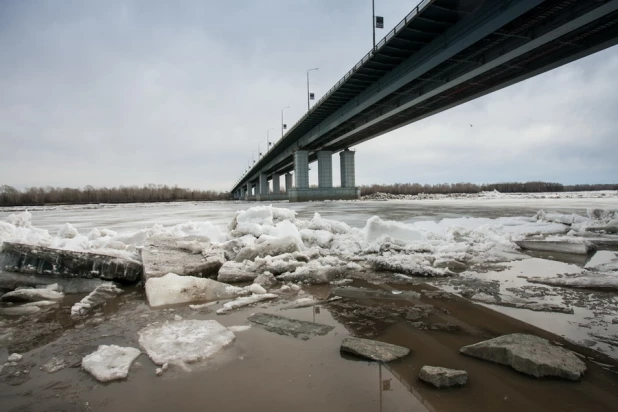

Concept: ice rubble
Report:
left=0, top=210, right=226, bottom=261
left=3, top=204, right=617, bottom=289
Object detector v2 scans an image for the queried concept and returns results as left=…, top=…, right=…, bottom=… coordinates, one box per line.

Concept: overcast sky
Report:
left=1, top=0, right=617, bottom=191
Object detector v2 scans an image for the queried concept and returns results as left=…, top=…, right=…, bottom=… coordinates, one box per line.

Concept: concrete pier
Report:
left=317, top=151, right=333, bottom=188
left=288, top=187, right=360, bottom=202
left=272, top=173, right=281, bottom=194
left=340, top=149, right=356, bottom=188
left=294, top=150, right=309, bottom=189
left=259, top=173, right=268, bottom=195
left=288, top=149, right=359, bottom=202
left=238, top=149, right=358, bottom=202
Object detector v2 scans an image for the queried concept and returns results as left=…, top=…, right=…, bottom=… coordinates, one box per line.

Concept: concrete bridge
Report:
left=231, top=0, right=618, bottom=202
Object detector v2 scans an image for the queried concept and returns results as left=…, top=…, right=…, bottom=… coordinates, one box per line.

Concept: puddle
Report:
left=436, top=258, right=618, bottom=359
left=2, top=243, right=618, bottom=412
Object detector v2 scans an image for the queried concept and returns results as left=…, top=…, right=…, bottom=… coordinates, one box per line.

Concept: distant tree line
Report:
left=0, top=184, right=231, bottom=206
left=360, top=181, right=618, bottom=196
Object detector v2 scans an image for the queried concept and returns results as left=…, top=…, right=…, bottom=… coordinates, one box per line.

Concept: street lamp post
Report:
left=372, top=0, right=383, bottom=50
left=307, top=68, right=318, bottom=111
left=281, top=106, right=290, bottom=137
left=372, top=0, right=375, bottom=49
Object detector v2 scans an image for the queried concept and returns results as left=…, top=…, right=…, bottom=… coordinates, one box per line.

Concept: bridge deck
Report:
left=233, top=0, right=618, bottom=192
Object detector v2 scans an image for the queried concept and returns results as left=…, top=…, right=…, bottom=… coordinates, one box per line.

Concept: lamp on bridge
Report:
left=307, top=68, right=318, bottom=111
left=267, top=128, right=275, bottom=150
left=281, top=106, right=290, bottom=137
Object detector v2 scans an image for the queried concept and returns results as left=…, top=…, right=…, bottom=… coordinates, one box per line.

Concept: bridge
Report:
left=231, top=0, right=618, bottom=202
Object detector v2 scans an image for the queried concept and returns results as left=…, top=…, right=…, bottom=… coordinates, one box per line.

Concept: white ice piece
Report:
left=217, top=260, right=257, bottom=282
left=228, top=325, right=251, bottom=332
left=7, top=353, right=22, bottom=362
left=81, top=345, right=141, bottom=382
left=138, top=320, right=235, bottom=366
left=189, top=302, right=217, bottom=310
left=71, top=283, right=123, bottom=317
left=216, top=294, right=278, bottom=314
left=364, top=216, right=427, bottom=244
left=58, top=223, right=79, bottom=239
left=368, top=255, right=449, bottom=277
left=246, top=283, right=267, bottom=295
left=527, top=274, right=618, bottom=290
left=0, top=288, right=64, bottom=303
left=145, top=273, right=246, bottom=308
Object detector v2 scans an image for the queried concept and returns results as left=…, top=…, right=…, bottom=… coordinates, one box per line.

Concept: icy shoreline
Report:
left=1, top=201, right=617, bottom=358
left=362, top=189, right=618, bottom=201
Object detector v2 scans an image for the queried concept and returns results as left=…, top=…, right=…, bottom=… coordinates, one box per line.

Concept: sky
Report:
left=1, top=0, right=617, bottom=192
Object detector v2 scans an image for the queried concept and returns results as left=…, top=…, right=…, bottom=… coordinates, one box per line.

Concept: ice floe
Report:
left=145, top=273, right=247, bottom=308
left=216, top=293, right=278, bottom=314
left=138, top=320, right=235, bottom=366
left=82, top=345, right=141, bottom=382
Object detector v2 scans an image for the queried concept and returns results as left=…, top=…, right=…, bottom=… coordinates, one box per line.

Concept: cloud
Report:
left=0, top=0, right=617, bottom=191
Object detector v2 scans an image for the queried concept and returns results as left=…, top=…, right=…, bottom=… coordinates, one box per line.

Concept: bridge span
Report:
left=231, top=0, right=618, bottom=202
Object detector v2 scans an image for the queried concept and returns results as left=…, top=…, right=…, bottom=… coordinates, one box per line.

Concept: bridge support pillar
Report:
left=240, top=187, right=245, bottom=199
left=257, top=173, right=269, bottom=201
left=289, top=149, right=359, bottom=202
left=246, top=182, right=251, bottom=199
left=317, top=151, right=333, bottom=188
left=294, top=150, right=309, bottom=189
left=340, top=149, right=356, bottom=188
left=272, top=173, right=281, bottom=194
left=285, top=173, right=293, bottom=192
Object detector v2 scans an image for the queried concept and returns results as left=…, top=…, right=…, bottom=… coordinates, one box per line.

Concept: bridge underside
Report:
left=232, top=0, right=618, bottom=201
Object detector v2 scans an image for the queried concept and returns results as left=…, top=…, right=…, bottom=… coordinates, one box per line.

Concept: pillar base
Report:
left=288, top=187, right=360, bottom=202
left=255, top=194, right=288, bottom=201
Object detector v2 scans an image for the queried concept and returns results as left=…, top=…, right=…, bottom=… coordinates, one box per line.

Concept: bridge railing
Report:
left=235, top=0, right=434, bottom=189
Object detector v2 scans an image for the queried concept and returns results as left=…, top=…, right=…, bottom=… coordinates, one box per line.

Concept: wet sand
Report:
left=2, top=277, right=617, bottom=412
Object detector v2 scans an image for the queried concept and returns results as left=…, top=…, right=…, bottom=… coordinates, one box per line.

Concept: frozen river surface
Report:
left=2, top=196, right=617, bottom=235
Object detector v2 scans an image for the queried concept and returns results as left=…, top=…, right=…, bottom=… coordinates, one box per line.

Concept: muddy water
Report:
left=2, top=278, right=618, bottom=412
